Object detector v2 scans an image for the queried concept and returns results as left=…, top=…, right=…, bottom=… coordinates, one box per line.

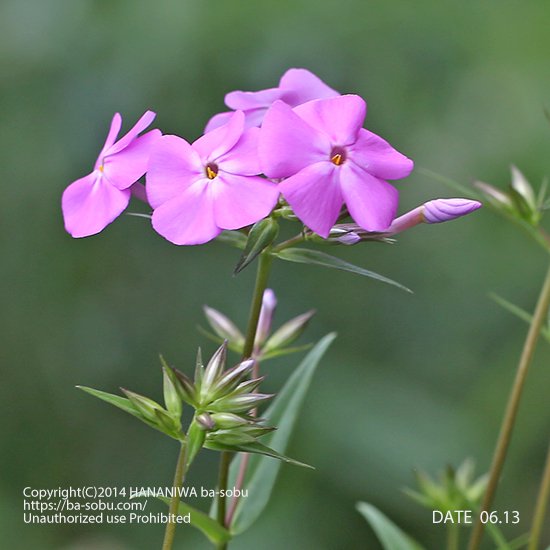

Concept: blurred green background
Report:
left=2, top=1, right=550, bottom=548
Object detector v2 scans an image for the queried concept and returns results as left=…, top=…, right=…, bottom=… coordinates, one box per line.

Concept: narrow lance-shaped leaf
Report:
left=226, top=333, right=336, bottom=534
left=204, top=440, right=313, bottom=469
left=356, top=502, right=425, bottom=550
left=234, top=218, right=279, bottom=274
left=273, top=248, right=411, bottom=292
left=77, top=386, right=170, bottom=436
left=77, top=386, right=141, bottom=418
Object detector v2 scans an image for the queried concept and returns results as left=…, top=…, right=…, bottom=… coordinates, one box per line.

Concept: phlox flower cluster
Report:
left=62, top=68, right=478, bottom=244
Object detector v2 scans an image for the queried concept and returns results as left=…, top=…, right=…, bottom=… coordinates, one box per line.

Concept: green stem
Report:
left=468, top=263, right=550, bottom=550
left=215, top=450, right=232, bottom=550
left=215, top=251, right=274, bottom=549
left=162, top=441, right=188, bottom=550
left=271, top=234, right=305, bottom=254
left=447, top=523, right=460, bottom=550
left=528, top=442, right=550, bottom=550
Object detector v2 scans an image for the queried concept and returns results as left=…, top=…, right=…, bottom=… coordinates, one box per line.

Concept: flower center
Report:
left=330, top=147, right=346, bottom=166
left=205, top=163, right=219, bottom=180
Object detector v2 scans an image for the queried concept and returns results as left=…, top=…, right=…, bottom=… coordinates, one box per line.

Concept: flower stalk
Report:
left=216, top=250, right=274, bottom=548
left=468, top=263, right=550, bottom=550
left=162, top=441, right=188, bottom=550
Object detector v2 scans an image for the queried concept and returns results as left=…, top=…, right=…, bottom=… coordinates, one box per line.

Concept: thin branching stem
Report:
left=468, top=263, right=550, bottom=550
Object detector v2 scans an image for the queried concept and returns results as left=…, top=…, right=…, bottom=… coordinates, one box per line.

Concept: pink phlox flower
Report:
left=62, top=111, right=161, bottom=238
left=258, top=94, right=414, bottom=238
left=205, top=68, right=339, bottom=132
left=146, top=110, right=279, bottom=246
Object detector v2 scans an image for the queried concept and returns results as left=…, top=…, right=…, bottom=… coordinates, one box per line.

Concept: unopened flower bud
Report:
left=474, top=181, right=513, bottom=209
left=255, top=289, right=277, bottom=347
left=210, top=412, right=251, bottom=429
left=209, top=393, right=273, bottom=414
left=510, top=165, right=537, bottom=212
left=264, top=310, right=316, bottom=352
left=203, top=306, right=245, bottom=347
left=422, top=198, right=482, bottom=224
left=196, top=412, right=215, bottom=430
left=199, top=342, right=227, bottom=402
left=212, top=359, right=255, bottom=397
left=388, top=198, right=481, bottom=234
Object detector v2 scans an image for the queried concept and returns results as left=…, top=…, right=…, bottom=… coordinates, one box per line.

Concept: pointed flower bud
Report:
left=474, top=181, right=513, bottom=209
left=195, top=412, right=215, bottom=430
left=121, top=389, right=164, bottom=423
left=162, top=365, right=183, bottom=418
left=199, top=342, right=227, bottom=402
left=203, top=306, right=245, bottom=347
left=210, top=412, right=252, bottom=429
left=173, top=368, right=198, bottom=407
left=209, top=393, right=273, bottom=414
left=510, top=165, right=537, bottom=212
left=206, top=430, right=257, bottom=446
left=255, top=289, right=277, bottom=347
left=210, top=359, right=255, bottom=398
left=421, top=198, right=482, bottom=224
left=264, top=310, right=316, bottom=352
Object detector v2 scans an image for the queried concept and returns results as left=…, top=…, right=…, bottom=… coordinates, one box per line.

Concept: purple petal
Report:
left=423, top=198, right=482, bottom=223
left=339, top=163, right=398, bottom=231
left=279, top=162, right=342, bottom=237
left=348, top=129, right=414, bottom=180
left=259, top=100, right=330, bottom=179
left=130, top=182, right=149, bottom=204
left=294, top=95, right=366, bottom=146
left=95, top=113, right=122, bottom=169
left=212, top=173, right=279, bottom=230
left=106, top=110, right=157, bottom=156
left=279, top=68, right=340, bottom=104
left=225, top=87, right=284, bottom=110
left=103, top=129, right=161, bottom=190
left=62, top=172, right=131, bottom=238
left=151, top=180, right=220, bottom=245
left=146, top=135, right=203, bottom=209
left=193, top=111, right=245, bottom=162
left=204, top=111, right=234, bottom=133
left=217, top=127, right=261, bottom=176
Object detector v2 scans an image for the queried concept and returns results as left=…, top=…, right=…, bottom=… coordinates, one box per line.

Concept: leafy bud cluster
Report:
left=202, top=292, right=314, bottom=361
left=476, top=166, right=547, bottom=227
left=404, top=458, right=487, bottom=514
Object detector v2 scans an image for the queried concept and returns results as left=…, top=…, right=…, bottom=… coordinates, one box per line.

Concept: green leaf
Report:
left=158, top=497, right=231, bottom=545
left=273, top=248, right=411, bottom=292
left=205, top=440, right=313, bottom=469
left=356, top=502, right=425, bottom=550
left=77, top=386, right=141, bottom=418
left=227, top=333, right=336, bottom=534
left=234, top=218, right=279, bottom=274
